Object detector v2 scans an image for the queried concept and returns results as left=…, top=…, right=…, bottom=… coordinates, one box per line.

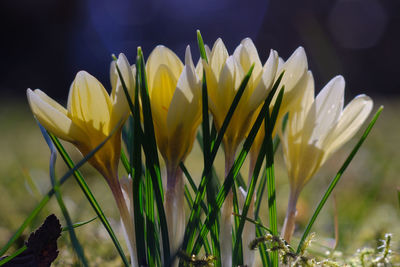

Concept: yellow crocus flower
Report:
left=279, top=74, right=373, bottom=242
left=202, top=38, right=278, bottom=267
left=146, top=45, right=202, bottom=173
left=146, top=45, right=202, bottom=256
left=203, top=38, right=278, bottom=161
left=27, top=53, right=138, bottom=265
left=27, top=54, right=134, bottom=182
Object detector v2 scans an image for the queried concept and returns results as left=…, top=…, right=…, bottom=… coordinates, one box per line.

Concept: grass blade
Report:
left=0, top=125, right=118, bottom=258
left=232, top=213, right=272, bottom=233
left=114, top=50, right=168, bottom=264
left=38, top=124, right=88, bottom=267
left=197, top=30, right=221, bottom=264
left=132, top=67, right=147, bottom=265
left=137, top=47, right=171, bottom=264
left=120, top=149, right=131, bottom=175
left=191, top=80, right=284, bottom=256
left=265, top=105, right=278, bottom=267
left=233, top=87, right=284, bottom=265
left=184, top=184, right=212, bottom=255
left=233, top=136, right=267, bottom=265
left=182, top=62, right=256, bottom=254
left=0, top=246, right=27, bottom=266
left=296, top=106, right=383, bottom=253
left=145, top=170, right=160, bottom=267
left=61, top=217, right=98, bottom=232
left=48, top=132, right=130, bottom=267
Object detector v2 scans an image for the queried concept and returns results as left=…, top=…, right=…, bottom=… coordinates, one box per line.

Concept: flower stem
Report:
left=220, top=145, right=236, bottom=267
left=108, top=175, right=137, bottom=266
left=281, top=189, right=300, bottom=243
left=166, top=165, right=185, bottom=259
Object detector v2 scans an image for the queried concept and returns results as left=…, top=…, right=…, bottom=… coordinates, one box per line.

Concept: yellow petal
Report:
left=27, top=89, right=86, bottom=143
left=150, top=64, right=178, bottom=156
left=68, top=71, right=112, bottom=135
left=146, top=45, right=183, bottom=92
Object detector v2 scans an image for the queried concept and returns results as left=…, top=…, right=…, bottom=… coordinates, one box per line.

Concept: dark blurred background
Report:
left=0, top=0, right=399, bottom=101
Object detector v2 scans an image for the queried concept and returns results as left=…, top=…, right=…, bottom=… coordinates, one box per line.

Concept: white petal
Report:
left=285, top=71, right=315, bottom=141
left=184, top=45, right=199, bottom=84
left=111, top=53, right=134, bottom=100
left=217, top=56, right=242, bottom=114
left=233, top=38, right=262, bottom=77
left=210, top=38, right=229, bottom=79
left=27, top=89, right=86, bottom=143
left=195, top=57, right=203, bottom=79
left=309, top=76, right=345, bottom=145
left=110, top=53, right=134, bottom=130
left=278, top=46, right=308, bottom=93
left=322, top=94, right=373, bottom=160
left=33, top=89, right=68, bottom=116
left=240, top=38, right=263, bottom=76
left=248, top=49, right=278, bottom=109
left=166, top=65, right=200, bottom=135
left=110, top=61, right=118, bottom=93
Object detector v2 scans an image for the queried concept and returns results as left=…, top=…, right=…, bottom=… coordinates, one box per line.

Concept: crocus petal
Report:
left=166, top=47, right=201, bottom=163
left=308, top=76, right=345, bottom=145
left=248, top=49, right=278, bottom=109
left=109, top=54, right=135, bottom=131
left=233, top=38, right=262, bottom=78
left=27, top=89, right=86, bottom=143
left=217, top=56, right=244, bottom=118
left=33, top=89, right=68, bottom=116
left=273, top=47, right=309, bottom=127
left=68, top=71, right=113, bottom=135
left=283, top=71, right=315, bottom=144
left=146, top=45, right=183, bottom=91
left=167, top=47, right=200, bottom=131
left=210, top=38, right=229, bottom=79
left=151, top=64, right=177, bottom=123
left=322, top=94, right=373, bottom=161
left=278, top=46, right=308, bottom=93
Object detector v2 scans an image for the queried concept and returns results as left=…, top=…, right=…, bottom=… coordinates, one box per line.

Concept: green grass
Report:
left=0, top=96, right=399, bottom=265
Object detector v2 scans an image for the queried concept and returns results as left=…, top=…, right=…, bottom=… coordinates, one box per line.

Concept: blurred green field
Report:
left=0, top=96, right=399, bottom=265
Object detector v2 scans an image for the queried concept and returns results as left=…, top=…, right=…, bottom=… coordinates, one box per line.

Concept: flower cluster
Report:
left=27, top=36, right=373, bottom=267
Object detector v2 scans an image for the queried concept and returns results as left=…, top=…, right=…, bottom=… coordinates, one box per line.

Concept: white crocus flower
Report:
left=279, top=74, right=373, bottom=242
